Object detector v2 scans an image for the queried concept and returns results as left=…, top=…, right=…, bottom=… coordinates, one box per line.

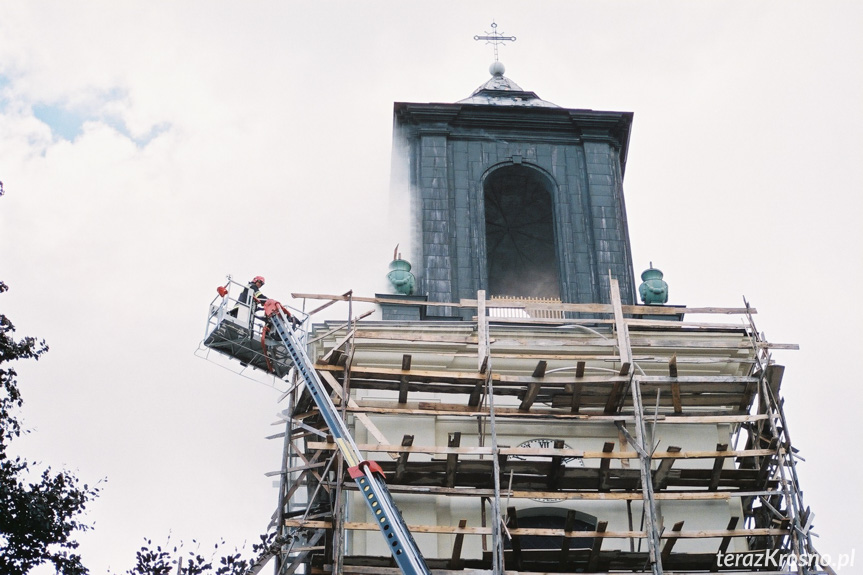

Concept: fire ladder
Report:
left=203, top=288, right=431, bottom=575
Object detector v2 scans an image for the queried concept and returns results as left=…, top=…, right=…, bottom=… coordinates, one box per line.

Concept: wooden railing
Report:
left=489, top=295, right=564, bottom=319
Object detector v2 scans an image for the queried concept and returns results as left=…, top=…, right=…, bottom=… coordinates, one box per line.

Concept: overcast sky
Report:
left=1, top=1, right=861, bottom=572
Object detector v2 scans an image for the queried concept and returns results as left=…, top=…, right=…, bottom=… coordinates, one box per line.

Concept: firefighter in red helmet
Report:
left=228, top=276, right=268, bottom=318
left=250, top=276, right=267, bottom=299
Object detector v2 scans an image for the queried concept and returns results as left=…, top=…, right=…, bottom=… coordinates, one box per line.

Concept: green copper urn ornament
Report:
left=387, top=245, right=416, bottom=296
left=639, top=263, right=668, bottom=305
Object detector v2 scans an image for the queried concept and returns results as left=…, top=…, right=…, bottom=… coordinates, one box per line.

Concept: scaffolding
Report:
left=263, top=282, right=827, bottom=575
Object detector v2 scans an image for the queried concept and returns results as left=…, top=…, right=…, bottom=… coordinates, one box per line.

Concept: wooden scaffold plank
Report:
left=295, top=291, right=758, bottom=315
left=710, top=516, right=739, bottom=572
left=587, top=521, right=609, bottom=571
left=610, top=277, right=632, bottom=376
left=568, top=361, right=586, bottom=413
left=446, top=432, right=461, bottom=488
left=661, top=521, right=685, bottom=562
left=283, top=519, right=788, bottom=540
left=547, top=439, right=566, bottom=490
left=709, top=444, right=729, bottom=492
left=507, top=507, right=523, bottom=570
left=669, top=353, right=683, bottom=413
left=653, top=446, right=682, bottom=490
left=598, top=442, right=615, bottom=491
left=397, top=354, right=412, bottom=404
left=449, top=519, right=468, bottom=570
left=559, top=509, right=577, bottom=569
left=394, top=434, right=414, bottom=483
left=306, top=440, right=775, bottom=461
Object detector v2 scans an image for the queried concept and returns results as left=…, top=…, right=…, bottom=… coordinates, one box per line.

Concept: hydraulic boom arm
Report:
left=262, top=300, right=431, bottom=575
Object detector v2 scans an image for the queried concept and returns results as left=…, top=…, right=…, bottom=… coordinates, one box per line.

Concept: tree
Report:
left=117, top=533, right=277, bottom=575
left=0, top=281, right=100, bottom=574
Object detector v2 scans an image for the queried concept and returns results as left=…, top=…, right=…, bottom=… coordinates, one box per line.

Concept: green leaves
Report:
left=120, top=535, right=277, bottom=575
left=0, top=281, right=98, bottom=575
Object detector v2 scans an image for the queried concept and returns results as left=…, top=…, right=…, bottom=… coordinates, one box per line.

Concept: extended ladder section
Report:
left=263, top=300, right=431, bottom=575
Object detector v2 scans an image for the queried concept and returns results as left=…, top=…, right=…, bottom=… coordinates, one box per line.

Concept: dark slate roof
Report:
left=458, top=64, right=559, bottom=108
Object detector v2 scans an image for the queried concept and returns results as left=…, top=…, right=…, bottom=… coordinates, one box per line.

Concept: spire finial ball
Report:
left=489, top=61, right=506, bottom=76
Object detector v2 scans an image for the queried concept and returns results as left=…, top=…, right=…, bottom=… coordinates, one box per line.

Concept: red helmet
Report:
left=252, top=276, right=265, bottom=285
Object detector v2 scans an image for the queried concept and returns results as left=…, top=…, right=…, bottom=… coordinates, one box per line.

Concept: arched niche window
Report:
left=484, top=165, right=560, bottom=299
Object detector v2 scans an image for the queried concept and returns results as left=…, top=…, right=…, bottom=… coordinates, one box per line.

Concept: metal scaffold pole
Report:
left=477, top=290, right=505, bottom=574
left=611, top=277, right=664, bottom=575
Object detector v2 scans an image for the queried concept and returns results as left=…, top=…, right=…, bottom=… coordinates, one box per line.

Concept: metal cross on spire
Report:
left=474, top=21, right=516, bottom=62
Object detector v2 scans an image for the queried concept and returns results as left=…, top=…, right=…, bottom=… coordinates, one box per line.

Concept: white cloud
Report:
left=1, top=1, right=861, bottom=571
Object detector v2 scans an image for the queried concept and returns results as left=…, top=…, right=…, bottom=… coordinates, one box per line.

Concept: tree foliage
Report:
left=117, top=533, right=277, bottom=575
left=0, top=281, right=100, bottom=574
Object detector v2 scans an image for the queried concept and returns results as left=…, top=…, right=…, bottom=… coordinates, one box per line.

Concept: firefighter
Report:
left=245, top=275, right=268, bottom=306
left=229, top=276, right=268, bottom=317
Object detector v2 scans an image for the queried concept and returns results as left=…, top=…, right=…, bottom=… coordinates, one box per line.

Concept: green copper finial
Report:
left=387, top=245, right=415, bottom=296
left=639, top=263, right=668, bottom=305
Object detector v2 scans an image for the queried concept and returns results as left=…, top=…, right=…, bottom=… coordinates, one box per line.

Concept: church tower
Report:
left=393, top=61, right=636, bottom=316
left=266, top=35, right=823, bottom=575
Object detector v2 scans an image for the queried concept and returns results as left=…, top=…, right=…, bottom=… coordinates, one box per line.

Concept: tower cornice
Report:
left=394, top=102, right=633, bottom=173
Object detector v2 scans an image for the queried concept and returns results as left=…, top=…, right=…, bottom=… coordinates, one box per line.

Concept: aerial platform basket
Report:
left=202, top=276, right=295, bottom=379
